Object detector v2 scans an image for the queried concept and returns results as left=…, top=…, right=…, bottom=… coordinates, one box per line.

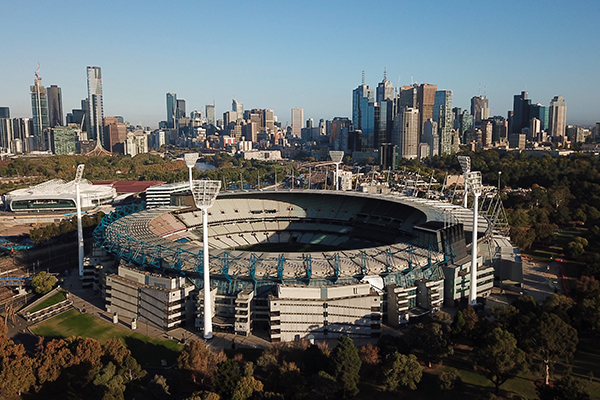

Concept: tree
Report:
left=525, top=312, right=578, bottom=385
left=329, top=336, right=361, bottom=398
left=410, top=321, right=453, bottom=367
left=213, top=359, right=242, bottom=399
left=177, top=339, right=226, bottom=384
left=148, top=374, right=171, bottom=400
left=451, top=310, right=466, bottom=337
left=0, top=325, right=36, bottom=397
left=537, top=375, right=591, bottom=400
left=34, top=338, right=75, bottom=390
left=231, top=376, right=264, bottom=400
left=31, top=271, right=57, bottom=294
left=382, top=353, right=422, bottom=391
left=475, top=328, right=527, bottom=395
left=437, top=368, right=462, bottom=393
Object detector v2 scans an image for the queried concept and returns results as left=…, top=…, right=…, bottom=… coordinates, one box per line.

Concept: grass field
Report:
left=29, top=291, right=67, bottom=313
left=31, top=309, right=184, bottom=366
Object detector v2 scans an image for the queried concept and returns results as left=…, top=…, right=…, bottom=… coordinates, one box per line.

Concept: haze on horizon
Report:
left=1, top=0, right=599, bottom=128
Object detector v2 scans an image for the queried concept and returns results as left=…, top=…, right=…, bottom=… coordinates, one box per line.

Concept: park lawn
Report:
left=31, top=309, right=183, bottom=366
left=29, top=291, right=67, bottom=313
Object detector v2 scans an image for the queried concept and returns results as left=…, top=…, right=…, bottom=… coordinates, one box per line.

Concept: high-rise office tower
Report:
left=422, top=119, right=439, bottom=157
left=30, top=68, right=49, bottom=148
left=398, top=85, right=417, bottom=110
left=392, top=107, right=419, bottom=159
left=291, top=108, right=304, bottom=137
left=510, top=91, right=531, bottom=134
left=166, top=92, right=177, bottom=129
left=416, top=84, right=437, bottom=137
left=530, top=103, right=549, bottom=132
left=263, top=109, right=275, bottom=133
left=47, top=85, right=63, bottom=127
left=433, top=90, right=453, bottom=155
left=548, top=95, right=567, bottom=138
left=232, top=99, right=243, bottom=121
left=459, top=111, right=474, bottom=144
left=176, top=99, right=186, bottom=119
left=104, top=116, right=127, bottom=154
left=470, top=95, right=489, bottom=124
left=0, top=118, right=13, bottom=150
left=376, top=70, right=394, bottom=103
left=0, top=107, right=9, bottom=119
left=206, top=104, right=216, bottom=126
left=352, top=76, right=375, bottom=133
left=87, top=66, right=104, bottom=146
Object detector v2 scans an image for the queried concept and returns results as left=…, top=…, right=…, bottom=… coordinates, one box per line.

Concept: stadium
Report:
left=92, top=187, right=507, bottom=342
left=3, top=178, right=116, bottom=213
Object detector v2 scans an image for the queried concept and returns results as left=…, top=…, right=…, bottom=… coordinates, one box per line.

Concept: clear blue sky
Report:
left=1, top=0, right=599, bottom=127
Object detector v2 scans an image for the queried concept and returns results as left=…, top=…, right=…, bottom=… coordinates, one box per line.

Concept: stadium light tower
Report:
left=74, top=164, right=85, bottom=278
left=184, top=153, right=199, bottom=191
left=329, top=151, right=344, bottom=191
left=466, top=171, right=482, bottom=305
left=191, top=180, right=222, bottom=339
left=458, top=155, right=471, bottom=208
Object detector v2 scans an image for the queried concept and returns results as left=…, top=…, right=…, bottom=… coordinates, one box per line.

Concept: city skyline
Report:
left=0, top=1, right=599, bottom=127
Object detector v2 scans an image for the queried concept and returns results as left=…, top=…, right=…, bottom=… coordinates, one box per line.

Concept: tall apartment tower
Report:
left=166, top=92, right=177, bottom=128
left=205, top=104, right=216, bottom=126
left=30, top=68, right=49, bottom=148
left=548, top=95, right=567, bottom=138
left=392, top=107, right=419, bottom=159
left=433, top=90, right=453, bottom=155
left=291, top=108, right=304, bottom=137
left=87, top=66, right=104, bottom=145
left=46, top=85, right=63, bottom=128
left=417, top=84, right=438, bottom=137
left=470, top=95, right=489, bottom=124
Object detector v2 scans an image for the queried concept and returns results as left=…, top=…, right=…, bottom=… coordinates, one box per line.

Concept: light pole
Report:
left=74, top=164, right=85, bottom=278
left=329, top=151, right=344, bottom=191
left=191, top=180, right=221, bottom=339
left=184, top=153, right=199, bottom=191
left=458, top=156, right=471, bottom=208
left=466, top=171, right=482, bottom=305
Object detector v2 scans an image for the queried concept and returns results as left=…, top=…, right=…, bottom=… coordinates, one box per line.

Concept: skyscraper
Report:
left=510, top=91, right=531, bottom=134
left=376, top=70, right=394, bottom=103
left=352, top=79, right=375, bottom=133
left=30, top=67, right=49, bottom=149
left=530, top=103, right=549, bottom=132
left=291, top=108, right=304, bottom=137
left=176, top=99, right=186, bottom=119
left=392, top=107, right=419, bottom=159
left=47, top=85, right=63, bottom=128
left=232, top=99, right=243, bottom=121
left=433, top=90, right=453, bottom=155
left=470, top=95, right=489, bottom=124
left=87, top=66, right=104, bottom=146
left=166, top=92, right=177, bottom=129
left=0, top=107, right=9, bottom=119
left=206, top=104, right=216, bottom=126
left=548, top=95, right=567, bottom=138
left=416, top=84, right=437, bottom=137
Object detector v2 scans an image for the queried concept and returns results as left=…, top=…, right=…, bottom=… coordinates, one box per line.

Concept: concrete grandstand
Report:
left=93, top=189, right=501, bottom=342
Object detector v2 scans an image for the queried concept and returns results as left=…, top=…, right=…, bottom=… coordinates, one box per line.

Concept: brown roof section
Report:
left=92, top=181, right=166, bottom=194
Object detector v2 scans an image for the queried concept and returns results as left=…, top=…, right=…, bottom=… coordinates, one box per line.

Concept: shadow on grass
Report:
left=124, top=336, right=180, bottom=367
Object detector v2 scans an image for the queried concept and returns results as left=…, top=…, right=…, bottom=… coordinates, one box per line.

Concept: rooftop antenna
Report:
left=411, top=75, right=414, bottom=85
left=478, top=83, right=481, bottom=96
left=362, top=70, right=365, bottom=85
left=383, top=67, right=387, bottom=81
left=484, top=86, right=487, bottom=98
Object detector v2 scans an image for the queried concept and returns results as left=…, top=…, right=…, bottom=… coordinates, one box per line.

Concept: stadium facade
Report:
left=92, top=188, right=516, bottom=342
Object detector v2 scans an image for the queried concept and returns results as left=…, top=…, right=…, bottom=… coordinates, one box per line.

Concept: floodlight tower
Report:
left=74, top=164, right=85, bottom=277
left=191, top=180, right=222, bottom=339
left=184, top=153, right=199, bottom=191
left=329, top=151, right=344, bottom=191
left=466, top=171, right=482, bottom=305
left=458, top=156, right=471, bottom=208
